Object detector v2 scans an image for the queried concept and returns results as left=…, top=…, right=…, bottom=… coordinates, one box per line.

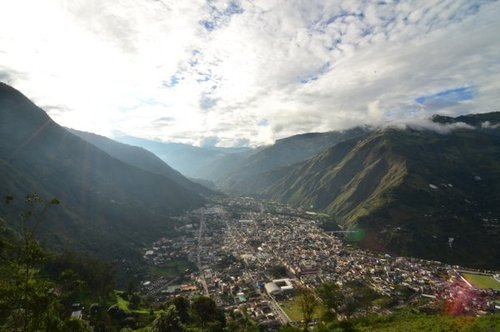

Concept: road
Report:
left=196, top=214, right=209, bottom=295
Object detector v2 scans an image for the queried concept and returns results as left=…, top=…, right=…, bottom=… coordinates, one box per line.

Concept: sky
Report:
left=0, top=0, right=499, bottom=147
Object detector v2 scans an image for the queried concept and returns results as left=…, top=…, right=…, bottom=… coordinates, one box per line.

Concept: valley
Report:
left=139, top=197, right=500, bottom=328
left=128, top=115, right=500, bottom=270
left=2, top=0, right=500, bottom=329
left=1, top=82, right=499, bottom=330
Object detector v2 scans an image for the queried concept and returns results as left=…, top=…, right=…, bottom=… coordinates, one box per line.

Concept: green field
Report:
left=462, top=272, right=500, bottom=291
left=280, top=296, right=325, bottom=322
left=114, top=291, right=155, bottom=315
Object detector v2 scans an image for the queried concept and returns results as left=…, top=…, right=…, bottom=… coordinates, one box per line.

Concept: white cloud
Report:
left=0, top=0, right=499, bottom=147
left=481, top=121, right=500, bottom=129
left=387, top=118, right=475, bottom=134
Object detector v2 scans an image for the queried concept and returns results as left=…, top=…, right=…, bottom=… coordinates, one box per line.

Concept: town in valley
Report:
left=140, top=197, right=500, bottom=329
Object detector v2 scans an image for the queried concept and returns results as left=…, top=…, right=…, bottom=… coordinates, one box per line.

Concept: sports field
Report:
left=280, top=296, right=325, bottom=322
left=461, top=272, right=500, bottom=291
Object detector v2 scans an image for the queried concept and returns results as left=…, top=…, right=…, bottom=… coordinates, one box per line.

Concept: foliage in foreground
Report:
left=279, top=311, right=500, bottom=332
left=0, top=195, right=114, bottom=331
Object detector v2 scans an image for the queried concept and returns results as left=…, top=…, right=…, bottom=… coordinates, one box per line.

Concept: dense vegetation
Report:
left=0, top=195, right=230, bottom=331
left=0, top=195, right=114, bottom=331
left=280, top=311, right=500, bottom=332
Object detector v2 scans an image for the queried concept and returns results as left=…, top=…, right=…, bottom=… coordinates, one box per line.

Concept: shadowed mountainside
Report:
left=0, top=82, right=205, bottom=261
left=69, top=128, right=216, bottom=197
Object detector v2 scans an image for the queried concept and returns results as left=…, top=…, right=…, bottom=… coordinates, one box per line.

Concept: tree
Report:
left=152, top=305, right=184, bottom=332
left=62, top=318, right=92, bottom=332
left=269, top=264, right=289, bottom=278
left=128, top=292, right=141, bottom=310
left=191, top=296, right=218, bottom=326
left=191, top=295, right=226, bottom=328
left=170, top=296, right=190, bottom=323
left=316, top=281, right=343, bottom=321
left=297, top=287, right=318, bottom=331
left=0, top=194, right=65, bottom=331
left=1, top=194, right=118, bottom=331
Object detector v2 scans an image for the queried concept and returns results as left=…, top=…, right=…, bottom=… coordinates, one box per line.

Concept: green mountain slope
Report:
left=0, top=82, right=204, bottom=260
left=200, top=127, right=369, bottom=192
left=250, top=114, right=500, bottom=268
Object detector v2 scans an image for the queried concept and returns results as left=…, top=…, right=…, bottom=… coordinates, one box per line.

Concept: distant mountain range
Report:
left=115, top=135, right=250, bottom=178
left=0, top=83, right=206, bottom=261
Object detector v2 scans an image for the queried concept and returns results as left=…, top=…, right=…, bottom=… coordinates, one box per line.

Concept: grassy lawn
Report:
left=149, top=258, right=196, bottom=278
left=280, top=296, right=325, bottom=322
left=114, top=291, right=131, bottom=312
left=113, top=291, right=153, bottom=315
left=462, top=273, right=500, bottom=291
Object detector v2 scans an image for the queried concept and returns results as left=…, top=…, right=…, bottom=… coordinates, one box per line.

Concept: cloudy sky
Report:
left=1, top=0, right=499, bottom=147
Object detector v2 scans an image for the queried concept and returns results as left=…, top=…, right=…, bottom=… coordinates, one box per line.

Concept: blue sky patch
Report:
left=197, top=73, right=211, bottom=83
left=225, top=1, right=243, bottom=15
left=201, top=0, right=244, bottom=32
left=199, top=94, right=218, bottom=110
left=300, top=61, right=331, bottom=84
left=257, top=118, right=269, bottom=127
left=201, top=20, right=215, bottom=31
left=163, top=75, right=181, bottom=88
left=416, top=86, right=477, bottom=106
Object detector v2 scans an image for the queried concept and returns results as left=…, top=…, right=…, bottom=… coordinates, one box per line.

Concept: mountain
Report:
left=198, top=127, right=369, bottom=192
left=0, top=82, right=205, bottom=261
left=432, top=112, right=500, bottom=127
left=115, top=135, right=251, bottom=178
left=242, top=114, right=500, bottom=269
left=68, top=128, right=215, bottom=196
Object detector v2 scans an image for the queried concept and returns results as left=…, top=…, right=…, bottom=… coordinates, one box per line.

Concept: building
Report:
left=264, top=278, right=295, bottom=296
